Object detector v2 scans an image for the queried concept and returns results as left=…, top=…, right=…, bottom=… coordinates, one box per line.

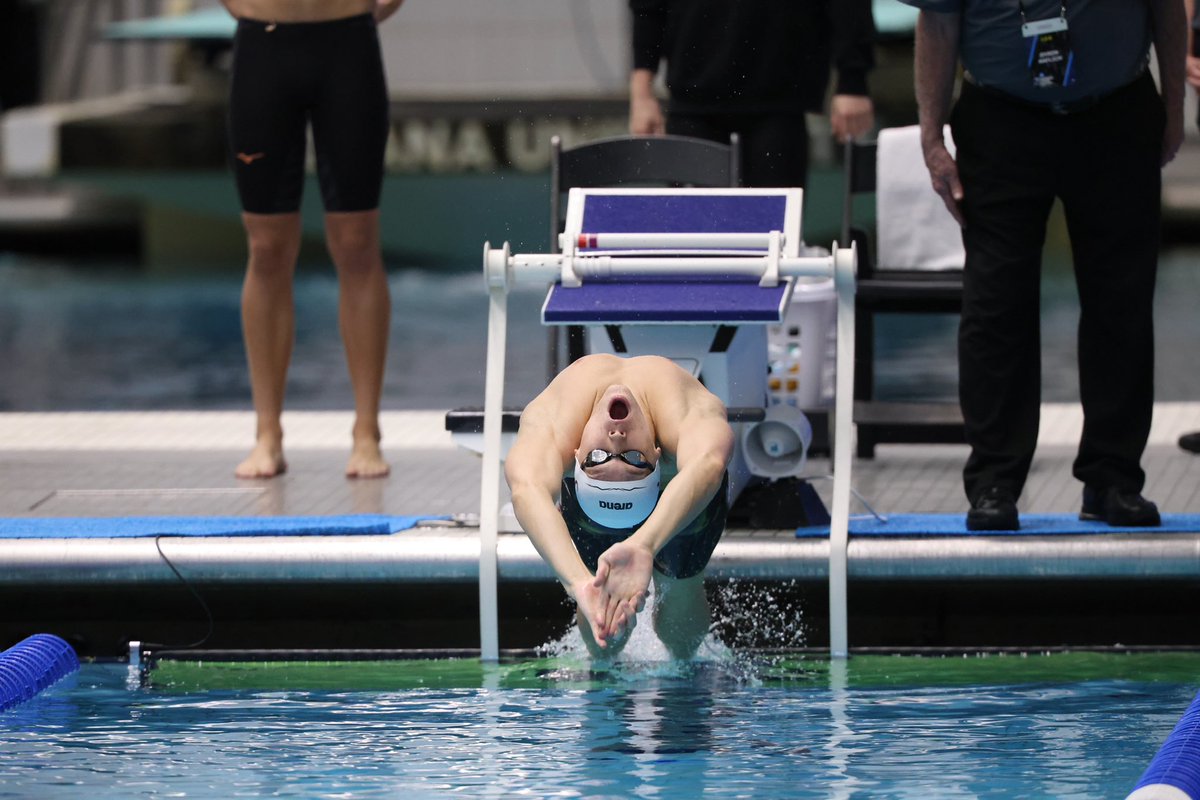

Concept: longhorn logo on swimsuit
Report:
left=599, top=501, right=634, bottom=511
left=237, top=152, right=266, bottom=164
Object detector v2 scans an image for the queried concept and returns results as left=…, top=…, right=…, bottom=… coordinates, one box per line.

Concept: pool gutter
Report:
left=0, top=530, right=1197, bottom=585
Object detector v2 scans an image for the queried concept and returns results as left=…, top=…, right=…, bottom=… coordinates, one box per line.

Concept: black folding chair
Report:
left=842, top=136, right=966, bottom=458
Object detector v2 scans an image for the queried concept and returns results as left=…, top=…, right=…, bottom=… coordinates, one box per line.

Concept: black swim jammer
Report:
left=228, top=14, right=389, bottom=214
left=560, top=473, right=728, bottom=580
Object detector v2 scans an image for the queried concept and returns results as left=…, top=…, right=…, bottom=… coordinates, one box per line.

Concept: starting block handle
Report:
left=483, top=241, right=510, bottom=289
left=483, top=245, right=851, bottom=289
left=828, top=238, right=857, bottom=659
left=760, top=230, right=782, bottom=287
left=568, top=232, right=787, bottom=251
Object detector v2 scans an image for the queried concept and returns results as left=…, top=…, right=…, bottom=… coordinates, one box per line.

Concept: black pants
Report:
left=951, top=72, right=1164, bottom=503
left=667, top=111, right=809, bottom=188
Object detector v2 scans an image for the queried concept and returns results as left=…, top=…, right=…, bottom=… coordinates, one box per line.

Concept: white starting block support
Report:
left=477, top=188, right=857, bottom=662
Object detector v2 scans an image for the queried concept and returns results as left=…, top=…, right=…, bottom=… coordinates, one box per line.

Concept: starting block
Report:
left=474, top=187, right=857, bottom=662
left=545, top=188, right=801, bottom=428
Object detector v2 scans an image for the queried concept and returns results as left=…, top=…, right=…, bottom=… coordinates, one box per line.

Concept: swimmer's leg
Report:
left=652, top=572, right=711, bottom=660
left=236, top=211, right=301, bottom=479
left=325, top=209, right=391, bottom=478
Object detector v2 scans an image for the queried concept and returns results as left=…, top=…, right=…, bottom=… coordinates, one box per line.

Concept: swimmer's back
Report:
left=542, top=354, right=727, bottom=457
left=548, top=354, right=696, bottom=397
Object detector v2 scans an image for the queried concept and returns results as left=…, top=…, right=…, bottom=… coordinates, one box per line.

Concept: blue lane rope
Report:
left=0, top=634, right=80, bottom=712
left=1128, top=691, right=1200, bottom=800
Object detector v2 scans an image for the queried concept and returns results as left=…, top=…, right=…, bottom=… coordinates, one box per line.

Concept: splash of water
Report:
left=534, top=578, right=809, bottom=685
left=710, top=578, right=811, bottom=683
left=712, top=578, right=807, bottom=652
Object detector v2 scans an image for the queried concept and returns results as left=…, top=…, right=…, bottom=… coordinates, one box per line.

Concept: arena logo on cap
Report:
left=573, top=461, right=662, bottom=529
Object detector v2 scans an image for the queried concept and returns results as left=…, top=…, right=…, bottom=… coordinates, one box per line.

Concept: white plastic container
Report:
left=767, top=276, right=837, bottom=409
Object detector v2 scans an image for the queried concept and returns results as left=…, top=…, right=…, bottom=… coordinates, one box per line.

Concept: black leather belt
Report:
left=962, top=70, right=1146, bottom=116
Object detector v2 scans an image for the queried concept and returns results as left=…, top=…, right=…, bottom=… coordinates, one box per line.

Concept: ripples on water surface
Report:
left=1, top=247, right=1198, bottom=411
left=1, top=651, right=1197, bottom=799
left=0, top=261, right=549, bottom=411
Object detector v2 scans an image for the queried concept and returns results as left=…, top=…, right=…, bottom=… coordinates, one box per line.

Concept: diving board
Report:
left=102, top=8, right=236, bottom=42
left=477, top=187, right=857, bottom=661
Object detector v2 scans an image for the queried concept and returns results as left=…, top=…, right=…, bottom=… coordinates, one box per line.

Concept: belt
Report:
left=962, top=69, right=1145, bottom=116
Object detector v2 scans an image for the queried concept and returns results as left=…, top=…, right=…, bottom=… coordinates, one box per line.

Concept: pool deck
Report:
left=1, top=404, right=1198, bottom=655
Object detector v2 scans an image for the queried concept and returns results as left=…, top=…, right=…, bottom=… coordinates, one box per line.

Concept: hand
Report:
left=570, top=577, right=615, bottom=649
left=922, top=140, right=965, bottom=227
left=630, top=95, right=666, bottom=136
left=1188, top=55, right=1200, bottom=92
left=830, top=94, right=874, bottom=143
left=593, top=539, right=653, bottom=637
left=1162, top=108, right=1185, bottom=166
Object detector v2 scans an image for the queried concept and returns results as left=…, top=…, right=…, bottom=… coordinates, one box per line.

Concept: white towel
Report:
left=876, top=125, right=965, bottom=271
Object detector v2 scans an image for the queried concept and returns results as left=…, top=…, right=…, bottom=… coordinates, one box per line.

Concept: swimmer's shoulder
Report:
left=626, top=355, right=705, bottom=393
left=553, top=354, right=691, bottom=394
left=622, top=354, right=692, bottom=382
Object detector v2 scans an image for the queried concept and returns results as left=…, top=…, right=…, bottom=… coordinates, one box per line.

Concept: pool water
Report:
left=2, top=246, right=1198, bottom=412
left=1, top=652, right=1196, bottom=798
left=0, top=259, right=549, bottom=412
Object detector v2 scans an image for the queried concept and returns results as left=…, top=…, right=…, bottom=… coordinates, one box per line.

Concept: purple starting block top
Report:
left=544, top=190, right=797, bottom=324
left=543, top=278, right=791, bottom=325
left=579, top=194, right=788, bottom=237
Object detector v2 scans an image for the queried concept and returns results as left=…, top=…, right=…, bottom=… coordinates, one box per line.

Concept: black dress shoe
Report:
left=967, top=486, right=1019, bottom=531
left=1080, top=486, right=1161, bottom=527
left=1181, top=431, right=1200, bottom=454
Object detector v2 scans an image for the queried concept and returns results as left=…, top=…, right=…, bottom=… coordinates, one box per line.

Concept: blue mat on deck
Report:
left=0, top=515, right=447, bottom=539
left=796, top=513, right=1200, bottom=538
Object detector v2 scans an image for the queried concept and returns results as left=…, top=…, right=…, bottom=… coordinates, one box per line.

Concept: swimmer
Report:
left=221, top=0, right=405, bottom=479
left=505, top=354, right=734, bottom=659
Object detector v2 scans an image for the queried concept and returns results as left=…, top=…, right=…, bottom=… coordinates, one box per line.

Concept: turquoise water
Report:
left=0, top=258, right=548, bottom=411
left=2, top=246, right=1198, bottom=412
left=0, top=655, right=1196, bottom=799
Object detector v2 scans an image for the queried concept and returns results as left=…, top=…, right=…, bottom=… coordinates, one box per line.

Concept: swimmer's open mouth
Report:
left=609, top=398, right=629, bottom=420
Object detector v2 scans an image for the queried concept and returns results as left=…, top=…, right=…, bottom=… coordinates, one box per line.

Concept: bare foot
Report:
left=235, top=440, right=287, bottom=479
left=346, top=437, right=389, bottom=479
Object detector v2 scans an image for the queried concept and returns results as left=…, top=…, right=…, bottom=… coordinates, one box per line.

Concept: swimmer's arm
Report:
left=506, top=408, right=618, bottom=646
left=628, top=407, right=733, bottom=555
left=591, top=408, right=730, bottom=629
left=504, top=406, right=592, bottom=593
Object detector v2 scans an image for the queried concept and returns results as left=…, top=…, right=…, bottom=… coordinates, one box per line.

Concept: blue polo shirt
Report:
left=898, top=0, right=1151, bottom=105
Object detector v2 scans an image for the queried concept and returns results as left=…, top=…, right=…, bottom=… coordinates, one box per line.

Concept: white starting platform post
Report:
left=477, top=187, right=857, bottom=662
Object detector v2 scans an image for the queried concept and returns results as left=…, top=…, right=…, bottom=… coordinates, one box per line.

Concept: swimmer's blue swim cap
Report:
left=572, top=460, right=661, bottom=529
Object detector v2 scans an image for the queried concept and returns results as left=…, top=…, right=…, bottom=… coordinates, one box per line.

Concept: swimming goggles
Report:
left=580, top=449, right=652, bottom=471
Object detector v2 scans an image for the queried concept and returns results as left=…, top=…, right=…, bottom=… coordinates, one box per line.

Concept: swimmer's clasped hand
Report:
left=570, top=576, right=613, bottom=649
left=593, top=540, right=653, bottom=638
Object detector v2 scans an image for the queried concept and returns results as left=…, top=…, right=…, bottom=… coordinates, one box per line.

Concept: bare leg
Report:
left=652, top=573, right=711, bottom=660
left=325, top=210, right=391, bottom=478
left=236, top=212, right=301, bottom=479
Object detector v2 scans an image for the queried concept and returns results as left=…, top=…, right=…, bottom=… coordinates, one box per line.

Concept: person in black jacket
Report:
left=628, top=0, right=876, bottom=188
